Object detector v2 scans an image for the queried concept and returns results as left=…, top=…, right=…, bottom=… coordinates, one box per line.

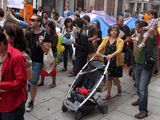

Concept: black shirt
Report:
left=119, top=25, right=131, bottom=52
left=26, top=30, right=51, bottom=63
left=97, top=29, right=102, bottom=46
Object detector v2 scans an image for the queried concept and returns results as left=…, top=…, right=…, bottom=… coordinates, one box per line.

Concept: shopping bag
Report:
left=43, top=48, right=54, bottom=74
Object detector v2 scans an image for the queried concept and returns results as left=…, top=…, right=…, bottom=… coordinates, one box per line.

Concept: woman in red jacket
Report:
left=0, top=32, right=27, bottom=120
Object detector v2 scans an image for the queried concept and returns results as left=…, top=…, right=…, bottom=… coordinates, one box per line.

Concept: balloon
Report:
left=60, top=45, right=65, bottom=52
left=143, top=13, right=150, bottom=22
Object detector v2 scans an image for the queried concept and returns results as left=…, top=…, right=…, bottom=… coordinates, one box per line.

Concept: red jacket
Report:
left=0, top=44, right=27, bottom=113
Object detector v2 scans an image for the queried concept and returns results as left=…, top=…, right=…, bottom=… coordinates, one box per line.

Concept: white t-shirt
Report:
left=0, top=20, right=5, bottom=27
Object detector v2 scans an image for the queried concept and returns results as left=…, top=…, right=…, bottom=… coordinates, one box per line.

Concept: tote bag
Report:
left=43, top=48, right=55, bottom=74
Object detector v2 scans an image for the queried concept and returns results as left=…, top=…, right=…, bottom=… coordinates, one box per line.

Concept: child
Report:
left=138, top=9, right=158, bottom=48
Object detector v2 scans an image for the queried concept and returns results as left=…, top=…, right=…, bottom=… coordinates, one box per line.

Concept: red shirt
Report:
left=0, top=44, right=27, bottom=113
left=156, top=31, right=160, bottom=46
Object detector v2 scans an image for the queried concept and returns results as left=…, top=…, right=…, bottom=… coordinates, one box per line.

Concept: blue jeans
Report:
left=0, top=102, right=25, bottom=120
left=63, top=44, right=73, bottom=70
left=135, top=63, right=154, bottom=115
left=28, top=62, right=43, bottom=86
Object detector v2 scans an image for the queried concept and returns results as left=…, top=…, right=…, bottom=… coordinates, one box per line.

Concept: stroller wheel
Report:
left=75, top=111, right=82, bottom=120
left=99, top=105, right=108, bottom=114
left=62, top=104, right=68, bottom=112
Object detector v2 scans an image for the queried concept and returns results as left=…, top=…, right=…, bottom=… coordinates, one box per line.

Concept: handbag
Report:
left=143, top=55, right=157, bottom=70
left=43, top=48, right=55, bottom=74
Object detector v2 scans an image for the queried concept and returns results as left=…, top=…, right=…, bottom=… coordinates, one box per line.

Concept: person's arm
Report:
left=88, top=27, right=98, bottom=41
left=133, top=40, right=137, bottom=56
left=95, top=37, right=109, bottom=56
left=72, top=35, right=88, bottom=50
left=0, top=56, right=27, bottom=90
left=124, top=26, right=131, bottom=43
left=55, top=18, right=64, bottom=30
left=144, top=19, right=158, bottom=30
left=124, top=36, right=131, bottom=43
left=39, top=33, right=51, bottom=53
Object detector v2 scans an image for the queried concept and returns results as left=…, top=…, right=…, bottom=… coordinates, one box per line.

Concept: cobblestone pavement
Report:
left=25, top=61, right=160, bottom=120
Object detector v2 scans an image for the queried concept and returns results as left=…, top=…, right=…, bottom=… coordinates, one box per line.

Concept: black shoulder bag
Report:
left=143, top=37, right=157, bottom=70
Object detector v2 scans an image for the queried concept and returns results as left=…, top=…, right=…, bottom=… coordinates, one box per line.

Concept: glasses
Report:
left=29, top=18, right=38, bottom=22
left=111, top=25, right=118, bottom=27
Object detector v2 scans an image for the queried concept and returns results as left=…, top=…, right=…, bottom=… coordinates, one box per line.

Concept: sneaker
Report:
left=26, top=101, right=33, bottom=112
left=138, top=42, right=145, bottom=48
left=68, top=71, right=74, bottom=74
left=154, top=70, right=159, bottom=75
left=61, top=68, right=67, bottom=72
left=134, top=91, right=138, bottom=95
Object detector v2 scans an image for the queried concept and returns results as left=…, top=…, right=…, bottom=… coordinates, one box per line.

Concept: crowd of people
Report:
left=0, top=1, right=159, bottom=119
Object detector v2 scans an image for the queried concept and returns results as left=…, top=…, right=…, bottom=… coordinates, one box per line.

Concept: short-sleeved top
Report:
left=26, top=30, right=51, bottom=63
left=119, top=25, right=131, bottom=52
left=83, top=25, right=97, bottom=54
left=135, top=36, right=156, bottom=64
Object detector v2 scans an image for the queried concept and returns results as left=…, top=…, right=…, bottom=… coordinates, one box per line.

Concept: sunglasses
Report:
left=29, top=18, right=38, bottom=22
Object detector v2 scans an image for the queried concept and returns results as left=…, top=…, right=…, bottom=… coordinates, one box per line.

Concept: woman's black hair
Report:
left=107, top=25, right=120, bottom=37
left=64, top=18, right=73, bottom=30
left=44, top=21, right=56, bottom=36
left=0, top=32, right=7, bottom=45
left=4, top=24, right=31, bottom=56
left=94, top=20, right=101, bottom=30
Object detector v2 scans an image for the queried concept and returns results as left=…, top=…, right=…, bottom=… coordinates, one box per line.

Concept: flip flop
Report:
left=49, top=84, right=56, bottom=88
left=37, top=83, right=44, bottom=86
left=135, top=112, right=148, bottom=119
left=102, top=95, right=111, bottom=100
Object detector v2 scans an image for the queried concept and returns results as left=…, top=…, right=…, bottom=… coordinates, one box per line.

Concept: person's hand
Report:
left=92, top=40, right=96, bottom=44
left=95, top=52, right=100, bottom=57
left=52, top=19, right=56, bottom=23
left=133, top=52, right=136, bottom=56
left=24, top=0, right=27, bottom=6
left=106, top=55, right=112, bottom=60
left=39, top=35, right=44, bottom=45
left=50, top=61, right=54, bottom=66
left=71, top=40, right=75, bottom=44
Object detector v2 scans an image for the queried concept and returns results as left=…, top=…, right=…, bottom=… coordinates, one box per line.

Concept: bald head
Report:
left=116, top=15, right=124, bottom=27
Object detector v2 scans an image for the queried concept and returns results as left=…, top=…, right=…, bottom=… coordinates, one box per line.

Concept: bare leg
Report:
left=49, top=75, right=56, bottom=88
left=112, top=77, right=121, bottom=95
left=37, top=76, right=45, bottom=86
left=103, top=76, right=112, bottom=99
left=30, top=86, right=37, bottom=103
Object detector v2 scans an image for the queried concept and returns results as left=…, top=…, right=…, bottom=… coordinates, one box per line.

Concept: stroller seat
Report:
left=71, top=69, right=101, bottom=103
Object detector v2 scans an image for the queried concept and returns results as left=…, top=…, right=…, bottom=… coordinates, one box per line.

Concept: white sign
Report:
left=7, top=0, right=24, bottom=9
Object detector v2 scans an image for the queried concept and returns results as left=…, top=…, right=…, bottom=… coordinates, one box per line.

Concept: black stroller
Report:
left=62, top=55, right=110, bottom=120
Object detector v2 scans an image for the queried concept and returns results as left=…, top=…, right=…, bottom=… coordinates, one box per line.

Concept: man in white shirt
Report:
left=38, top=6, right=43, bottom=16
left=0, top=8, right=5, bottom=27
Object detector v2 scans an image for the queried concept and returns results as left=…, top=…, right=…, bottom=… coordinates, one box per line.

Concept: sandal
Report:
left=102, top=95, right=111, bottom=100
left=37, top=82, right=44, bottom=86
left=135, top=112, right=148, bottom=119
left=49, top=84, right=56, bottom=88
left=131, top=101, right=139, bottom=106
left=61, top=68, right=67, bottom=72
left=117, top=87, right=122, bottom=96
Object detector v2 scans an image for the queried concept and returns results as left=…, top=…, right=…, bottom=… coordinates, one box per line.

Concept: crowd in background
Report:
left=0, top=1, right=159, bottom=120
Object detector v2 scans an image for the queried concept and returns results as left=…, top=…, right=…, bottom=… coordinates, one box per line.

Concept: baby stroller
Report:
left=62, top=55, right=110, bottom=120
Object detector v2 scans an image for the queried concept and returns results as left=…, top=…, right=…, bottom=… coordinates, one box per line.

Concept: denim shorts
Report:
left=28, top=62, right=43, bottom=86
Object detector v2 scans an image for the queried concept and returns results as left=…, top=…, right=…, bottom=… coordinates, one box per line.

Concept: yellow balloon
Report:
left=57, top=34, right=62, bottom=50
left=60, top=45, right=65, bottom=52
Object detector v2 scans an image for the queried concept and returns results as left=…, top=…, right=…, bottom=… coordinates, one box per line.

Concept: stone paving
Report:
left=25, top=61, right=160, bottom=120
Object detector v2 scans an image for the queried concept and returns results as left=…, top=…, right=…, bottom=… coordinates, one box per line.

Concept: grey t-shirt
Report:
left=0, top=61, right=4, bottom=81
